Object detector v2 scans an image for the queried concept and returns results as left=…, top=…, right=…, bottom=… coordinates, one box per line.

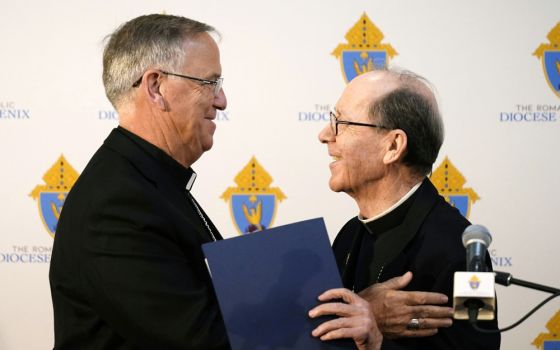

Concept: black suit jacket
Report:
left=333, top=179, right=500, bottom=350
left=50, top=128, right=230, bottom=349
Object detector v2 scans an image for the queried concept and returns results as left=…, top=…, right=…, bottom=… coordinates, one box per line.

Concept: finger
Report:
left=312, top=315, right=372, bottom=338
left=309, top=302, right=366, bottom=318
left=317, top=288, right=361, bottom=304
left=414, top=317, right=453, bottom=329
left=312, top=317, right=347, bottom=337
left=375, top=271, right=413, bottom=291
left=403, top=291, right=448, bottom=305
left=318, top=326, right=370, bottom=343
left=379, top=311, right=451, bottom=333
left=411, top=305, right=453, bottom=318
left=398, top=329, right=439, bottom=338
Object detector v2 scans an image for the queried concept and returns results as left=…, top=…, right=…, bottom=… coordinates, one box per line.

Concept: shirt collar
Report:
left=359, top=181, right=422, bottom=223
left=116, top=126, right=197, bottom=191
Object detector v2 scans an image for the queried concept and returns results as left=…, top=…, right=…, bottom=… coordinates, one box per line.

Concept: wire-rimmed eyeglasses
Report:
left=132, top=70, right=224, bottom=96
left=329, top=110, right=389, bottom=136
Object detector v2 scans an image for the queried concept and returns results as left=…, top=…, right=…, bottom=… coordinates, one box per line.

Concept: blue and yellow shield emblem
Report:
left=29, top=155, right=79, bottom=237
left=430, top=157, right=479, bottom=219
left=468, top=275, right=480, bottom=290
left=332, top=13, right=397, bottom=83
left=221, top=157, right=286, bottom=235
left=37, top=192, right=65, bottom=235
left=534, top=22, right=560, bottom=98
left=543, top=341, right=560, bottom=350
left=532, top=310, right=560, bottom=349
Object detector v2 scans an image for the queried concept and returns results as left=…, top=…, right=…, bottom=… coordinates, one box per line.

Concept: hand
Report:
left=309, top=288, right=382, bottom=350
left=359, top=271, right=453, bottom=339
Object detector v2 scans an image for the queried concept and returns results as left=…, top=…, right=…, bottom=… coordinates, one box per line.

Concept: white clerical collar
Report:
left=185, top=171, right=197, bottom=191
left=359, top=181, right=423, bottom=223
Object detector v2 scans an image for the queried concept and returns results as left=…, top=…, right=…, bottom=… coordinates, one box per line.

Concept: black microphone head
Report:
left=462, top=224, right=492, bottom=248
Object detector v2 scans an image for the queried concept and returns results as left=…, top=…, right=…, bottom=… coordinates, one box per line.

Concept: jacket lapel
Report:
left=366, top=179, right=439, bottom=283
left=102, top=129, right=221, bottom=243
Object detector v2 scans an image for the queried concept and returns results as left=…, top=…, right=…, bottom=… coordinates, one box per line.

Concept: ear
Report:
left=143, top=70, right=167, bottom=111
left=383, top=129, right=407, bottom=165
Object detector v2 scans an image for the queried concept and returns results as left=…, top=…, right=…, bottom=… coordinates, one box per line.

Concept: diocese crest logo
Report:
left=532, top=310, right=560, bottom=350
left=430, top=157, right=479, bottom=219
left=221, top=157, right=286, bottom=235
left=332, top=13, right=397, bottom=83
left=468, top=275, right=480, bottom=290
left=29, top=155, right=79, bottom=237
left=534, top=22, right=560, bottom=98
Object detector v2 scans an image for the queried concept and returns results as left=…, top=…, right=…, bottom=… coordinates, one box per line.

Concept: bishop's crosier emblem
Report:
left=221, top=157, right=286, bottom=235
left=332, top=13, right=398, bottom=83
left=534, top=22, right=560, bottom=98
left=29, top=155, right=79, bottom=237
left=429, top=157, right=479, bottom=219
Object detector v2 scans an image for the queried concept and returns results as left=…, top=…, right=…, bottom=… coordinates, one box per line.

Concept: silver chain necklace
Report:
left=188, top=194, right=217, bottom=242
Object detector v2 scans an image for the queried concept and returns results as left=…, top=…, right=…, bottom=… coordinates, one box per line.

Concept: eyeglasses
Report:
left=132, top=70, right=224, bottom=96
left=329, top=110, right=389, bottom=136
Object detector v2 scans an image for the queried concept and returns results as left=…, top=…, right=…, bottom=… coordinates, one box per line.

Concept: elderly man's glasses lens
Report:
left=132, top=70, right=224, bottom=96
left=329, top=111, right=388, bottom=136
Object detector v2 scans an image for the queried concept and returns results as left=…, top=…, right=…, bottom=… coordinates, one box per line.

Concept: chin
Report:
left=201, top=137, right=214, bottom=151
left=328, top=179, right=345, bottom=193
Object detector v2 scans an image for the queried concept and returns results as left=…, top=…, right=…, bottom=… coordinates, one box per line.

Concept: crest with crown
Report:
left=429, top=157, right=479, bottom=218
left=532, top=310, right=560, bottom=349
left=221, top=157, right=286, bottom=235
left=534, top=22, right=560, bottom=98
left=332, top=13, right=397, bottom=83
left=29, top=155, right=79, bottom=237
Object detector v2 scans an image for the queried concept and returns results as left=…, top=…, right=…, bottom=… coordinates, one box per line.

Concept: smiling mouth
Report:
left=331, top=156, right=341, bottom=161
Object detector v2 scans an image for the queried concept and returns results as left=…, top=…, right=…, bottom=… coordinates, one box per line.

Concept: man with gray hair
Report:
left=319, top=69, right=500, bottom=349
left=50, top=14, right=381, bottom=350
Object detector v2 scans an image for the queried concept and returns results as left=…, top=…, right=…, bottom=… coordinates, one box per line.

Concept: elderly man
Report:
left=50, top=14, right=381, bottom=350
left=319, top=69, right=500, bottom=349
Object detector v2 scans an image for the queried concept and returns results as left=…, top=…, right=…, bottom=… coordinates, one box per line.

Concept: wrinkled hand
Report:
left=359, top=271, right=453, bottom=339
left=309, top=288, right=382, bottom=350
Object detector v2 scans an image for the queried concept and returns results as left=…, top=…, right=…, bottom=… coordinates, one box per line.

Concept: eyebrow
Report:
left=333, top=107, right=346, bottom=119
left=207, top=71, right=222, bottom=80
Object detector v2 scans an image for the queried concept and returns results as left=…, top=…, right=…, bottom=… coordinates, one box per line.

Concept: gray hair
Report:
left=102, top=14, right=216, bottom=108
left=369, top=69, right=444, bottom=176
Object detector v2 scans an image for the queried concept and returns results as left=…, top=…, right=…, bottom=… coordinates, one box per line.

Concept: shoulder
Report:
left=333, top=216, right=361, bottom=242
left=410, top=195, right=471, bottom=266
left=75, top=144, right=155, bottom=198
left=332, top=217, right=360, bottom=251
left=59, top=144, right=162, bottom=232
left=417, top=179, right=470, bottom=235
left=423, top=196, right=470, bottom=236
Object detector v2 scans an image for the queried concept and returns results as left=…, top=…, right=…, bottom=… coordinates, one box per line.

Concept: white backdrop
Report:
left=1, top=0, right=559, bottom=349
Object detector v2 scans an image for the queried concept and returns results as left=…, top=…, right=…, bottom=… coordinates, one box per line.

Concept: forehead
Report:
left=336, top=72, right=399, bottom=117
left=180, top=33, right=221, bottom=74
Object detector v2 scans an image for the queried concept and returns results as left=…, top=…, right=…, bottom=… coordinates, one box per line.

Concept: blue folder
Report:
left=202, top=217, right=357, bottom=350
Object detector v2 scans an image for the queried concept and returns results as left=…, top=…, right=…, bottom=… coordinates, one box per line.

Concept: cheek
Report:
left=173, top=115, right=199, bottom=145
left=343, top=144, right=376, bottom=181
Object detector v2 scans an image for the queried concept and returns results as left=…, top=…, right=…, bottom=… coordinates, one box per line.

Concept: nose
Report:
left=213, top=88, right=227, bottom=110
left=318, top=123, right=334, bottom=144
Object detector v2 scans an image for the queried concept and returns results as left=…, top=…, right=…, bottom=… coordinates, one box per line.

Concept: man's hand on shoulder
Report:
left=358, top=271, right=453, bottom=339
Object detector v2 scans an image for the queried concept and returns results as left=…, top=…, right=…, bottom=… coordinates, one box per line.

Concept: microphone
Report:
left=453, top=225, right=496, bottom=321
left=463, top=225, right=492, bottom=272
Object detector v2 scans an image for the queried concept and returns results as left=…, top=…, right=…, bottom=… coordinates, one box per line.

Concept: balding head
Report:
left=356, top=68, right=444, bottom=176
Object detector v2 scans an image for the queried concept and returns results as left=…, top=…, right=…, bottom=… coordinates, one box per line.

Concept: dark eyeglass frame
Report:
left=329, top=110, right=389, bottom=136
left=132, top=70, right=223, bottom=96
